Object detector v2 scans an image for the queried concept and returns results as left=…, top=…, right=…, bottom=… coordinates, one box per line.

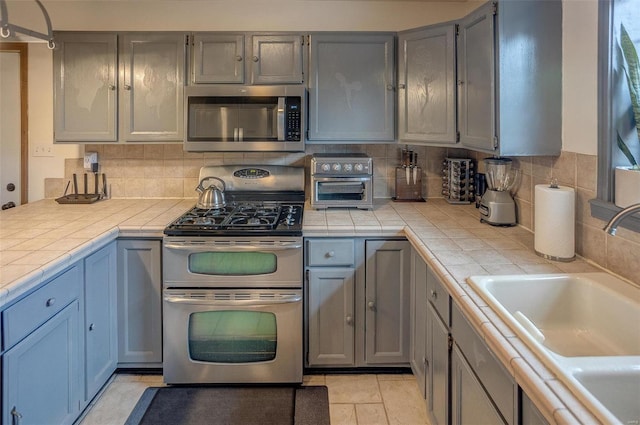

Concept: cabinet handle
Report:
left=11, top=407, right=22, bottom=424
left=386, top=84, right=394, bottom=91
left=398, top=83, right=406, bottom=89
left=108, top=84, right=116, bottom=90
left=346, top=315, right=353, bottom=325
left=326, top=251, right=335, bottom=258
left=368, top=301, right=376, bottom=310
left=235, top=55, right=243, bottom=62
left=430, top=290, right=438, bottom=300
left=457, top=80, right=464, bottom=86
left=252, top=55, right=259, bottom=62
left=46, top=297, right=55, bottom=307
left=124, top=84, right=131, bottom=91
left=89, top=323, right=95, bottom=331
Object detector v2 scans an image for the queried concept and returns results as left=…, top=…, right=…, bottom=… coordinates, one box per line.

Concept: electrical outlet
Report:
left=84, top=152, right=98, bottom=170
left=33, top=145, right=54, bottom=157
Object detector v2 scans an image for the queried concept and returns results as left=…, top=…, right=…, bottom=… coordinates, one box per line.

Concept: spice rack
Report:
left=442, top=158, right=475, bottom=204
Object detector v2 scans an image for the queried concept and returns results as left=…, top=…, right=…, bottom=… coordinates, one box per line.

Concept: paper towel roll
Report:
left=534, top=184, right=575, bottom=261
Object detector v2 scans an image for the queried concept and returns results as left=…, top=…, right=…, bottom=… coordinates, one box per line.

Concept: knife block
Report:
left=394, top=167, right=423, bottom=201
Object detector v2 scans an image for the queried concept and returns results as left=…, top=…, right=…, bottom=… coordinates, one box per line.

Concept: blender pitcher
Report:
left=480, top=158, right=517, bottom=226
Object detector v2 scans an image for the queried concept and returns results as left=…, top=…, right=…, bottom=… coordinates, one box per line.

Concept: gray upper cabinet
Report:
left=457, top=1, right=562, bottom=155
left=398, top=24, right=457, bottom=145
left=54, top=33, right=118, bottom=142
left=308, top=33, right=395, bottom=142
left=119, top=33, right=185, bottom=142
left=191, top=33, right=305, bottom=84
left=54, top=32, right=185, bottom=143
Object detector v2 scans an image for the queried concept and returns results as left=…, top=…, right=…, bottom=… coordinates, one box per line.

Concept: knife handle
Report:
left=83, top=173, right=88, bottom=195
left=72, top=174, right=78, bottom=196
left=94, top=173, right=99, bottom=195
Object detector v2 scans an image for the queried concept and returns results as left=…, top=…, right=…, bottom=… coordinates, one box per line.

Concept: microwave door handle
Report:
left=277, top=97, right=285, bottom=140
left=238, top=127, right=244, bottom=141
left=164, top=294, right=302, bottom=306
left=233, top=127, right=239, bottom=141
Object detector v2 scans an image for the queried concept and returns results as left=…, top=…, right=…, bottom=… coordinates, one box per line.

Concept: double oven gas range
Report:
left=163, top=165, right=304, bottom=384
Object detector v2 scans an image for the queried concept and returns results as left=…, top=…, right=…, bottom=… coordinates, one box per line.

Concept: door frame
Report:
left=0, top=42, right=28, bottom=204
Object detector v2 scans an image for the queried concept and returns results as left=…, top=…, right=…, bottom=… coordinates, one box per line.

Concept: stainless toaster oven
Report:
left=310, top=153, right=373, bottom=210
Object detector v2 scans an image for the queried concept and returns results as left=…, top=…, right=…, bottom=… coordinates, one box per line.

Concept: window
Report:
left=592, top=0, right=640, bottom=232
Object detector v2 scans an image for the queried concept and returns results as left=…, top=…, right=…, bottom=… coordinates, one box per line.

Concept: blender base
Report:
left=479, top=190, right=516, bottom=226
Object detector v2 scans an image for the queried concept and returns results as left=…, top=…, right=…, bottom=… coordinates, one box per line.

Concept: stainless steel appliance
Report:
left=184, top=85, right=305, bottom=152
left=310, top=153, right=373, bottom=210
left=479, top=157, right=518, bottom=226
left=163, top=165, right=304, bottom=384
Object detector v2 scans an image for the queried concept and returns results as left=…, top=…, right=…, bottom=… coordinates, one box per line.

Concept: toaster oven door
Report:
left=311, top=177, right=373, bottom=209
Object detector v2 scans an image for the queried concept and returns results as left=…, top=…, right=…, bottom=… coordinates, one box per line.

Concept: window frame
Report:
left=590, top=0, right=640, bottom=233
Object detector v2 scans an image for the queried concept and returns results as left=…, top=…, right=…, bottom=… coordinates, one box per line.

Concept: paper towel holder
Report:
left=534, top=180, right=576, bottom=262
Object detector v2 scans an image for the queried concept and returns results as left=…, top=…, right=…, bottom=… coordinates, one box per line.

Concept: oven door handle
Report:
left=164, top=242, right=302, bottom=252
left=164, top=294, right=302, bottom=305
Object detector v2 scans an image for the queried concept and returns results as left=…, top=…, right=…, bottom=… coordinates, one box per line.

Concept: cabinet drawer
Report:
left=451, top=303, right=516, bottom=425
left=306, top=239, right=355, bottom=266
left=427, top=266, right=450, bottom=326
left=3, top=264, right=82, bottom=349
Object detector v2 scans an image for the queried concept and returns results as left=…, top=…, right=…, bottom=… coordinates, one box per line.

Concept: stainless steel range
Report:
left=162, top=165, right=304, bottom=384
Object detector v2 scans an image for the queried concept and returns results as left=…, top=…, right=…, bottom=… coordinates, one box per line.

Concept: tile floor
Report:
left=78, top=373, right=431, bottom=425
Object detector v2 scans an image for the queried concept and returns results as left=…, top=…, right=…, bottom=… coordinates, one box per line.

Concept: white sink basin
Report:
left=468, top=273, right=640, bottom=357
left=467, top=273, right=640, bottom=425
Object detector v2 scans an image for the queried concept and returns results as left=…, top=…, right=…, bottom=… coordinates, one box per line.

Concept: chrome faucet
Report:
left=603, top=203, right=640, bottom=235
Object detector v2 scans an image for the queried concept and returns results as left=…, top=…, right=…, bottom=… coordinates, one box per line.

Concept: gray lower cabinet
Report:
left=410, top=248, right=428, bottom=396
left=117, top=239, right=162, bottom=367
left=305, top=238, right=410, bottom=367
left=2, top=265, right=83, bottom=425
left=364, top=239, right=411, bottom=364
left=398, top=23, right=457, bottom=145
left=307, top=33, right=395, bottom=142
left=451, top=302, right=516, bottom=425
left=83, top=242, right=117, bottom=405
left=457, top=0, right=562, bottom=155
left=307, top=268, right=356, bottom=366
left=54, top=31, right=185, bottom=143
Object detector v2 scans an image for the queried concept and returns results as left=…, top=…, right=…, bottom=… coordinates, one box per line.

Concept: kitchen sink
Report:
left=467, top=273, right=640, bottom=358
left=467, top=273, right=640, bottom=424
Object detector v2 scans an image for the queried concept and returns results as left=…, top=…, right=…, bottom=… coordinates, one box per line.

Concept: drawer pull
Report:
left=326, top=251, right=335, bottom=258
left=368, top=301, right=376, bottom=310
left=45, top=298, right=56, bottom=307
left=89, top=323, right=95, bottom=331
left=430, top=290, right=438, bottom=300
left=346, top=315, right=353, bottom=325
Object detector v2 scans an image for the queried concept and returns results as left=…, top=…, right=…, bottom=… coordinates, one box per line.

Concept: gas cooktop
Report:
left=164, top=201, right=303, bottom=237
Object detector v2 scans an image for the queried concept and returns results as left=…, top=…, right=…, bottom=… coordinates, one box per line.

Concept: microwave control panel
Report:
left=285, top=98, right=302, bottom=141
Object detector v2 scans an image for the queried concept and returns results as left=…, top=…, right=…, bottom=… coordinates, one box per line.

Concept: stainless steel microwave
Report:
left=184, top=85, right=305, bottom=152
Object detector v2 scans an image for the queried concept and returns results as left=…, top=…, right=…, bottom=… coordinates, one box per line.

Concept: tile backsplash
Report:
left=44, top=144, right=639, bottom=285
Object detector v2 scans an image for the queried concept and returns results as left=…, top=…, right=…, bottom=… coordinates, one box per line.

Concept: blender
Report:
left=479, top=157, right=517, bottom=226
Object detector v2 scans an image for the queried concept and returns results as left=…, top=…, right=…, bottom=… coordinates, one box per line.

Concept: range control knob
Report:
left=343, top=163, right=353, bottom=172
left=355, top=163, right=364, bottom=172
left=332, top=163, right=342, bottom=172
left=321, top=163, right=330, bottom=172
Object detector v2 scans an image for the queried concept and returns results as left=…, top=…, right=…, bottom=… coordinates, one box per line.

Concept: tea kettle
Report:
left=196, top=177, right=226, bottom=209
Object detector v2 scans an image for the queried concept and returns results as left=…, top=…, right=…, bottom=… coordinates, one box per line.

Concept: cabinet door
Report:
left=307, top=268, right=355, bottom=366
left=308, top=33, right=395, bottom=141
left=3, top=301, right=81, bottom=425
left=398, top=24, right=456, bottom=144
left=427, top=302, right=450, bottom=425
left=192, top=33, right=245, bottom=83
left=119, top=33, right=185, bottom=142
left=410, top=249, right=428, bottom=398
left=457, top=3, right=497, bottom=152
left=84, top=242, right=117, bottom=403
left=521, top=390, right=549, bottom=425
left=251, top=34, right=304, bottom=84
left=53, top=32, right=118, bottom=142
left=451, top=344, right=506, bottom=425
left=364, top=240, right=410, bottom=364
left=117, top=239, right=162, bottom=365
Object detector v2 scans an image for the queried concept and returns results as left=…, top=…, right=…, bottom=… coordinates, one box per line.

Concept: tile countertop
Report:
left=0, top=197, right=631, bottom=424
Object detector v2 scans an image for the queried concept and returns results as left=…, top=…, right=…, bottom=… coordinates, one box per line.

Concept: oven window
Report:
left=316, top=181, right=365, bottom=201
left=189, top=252, right=277, bottom=275
left=188, top=311, right=277, bottom=363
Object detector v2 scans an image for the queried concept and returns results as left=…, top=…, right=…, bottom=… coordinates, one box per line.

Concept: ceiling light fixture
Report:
left=0, top=0, right=55, bottom=49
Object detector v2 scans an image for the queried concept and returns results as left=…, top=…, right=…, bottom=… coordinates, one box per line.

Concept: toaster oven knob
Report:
left=321, top=163, right=330, bottom=172
left=332, top=163, right=342, bottom=172
left=355, top=163, right=364, bottom=172
left=344, top=163, right=353, bottom=172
